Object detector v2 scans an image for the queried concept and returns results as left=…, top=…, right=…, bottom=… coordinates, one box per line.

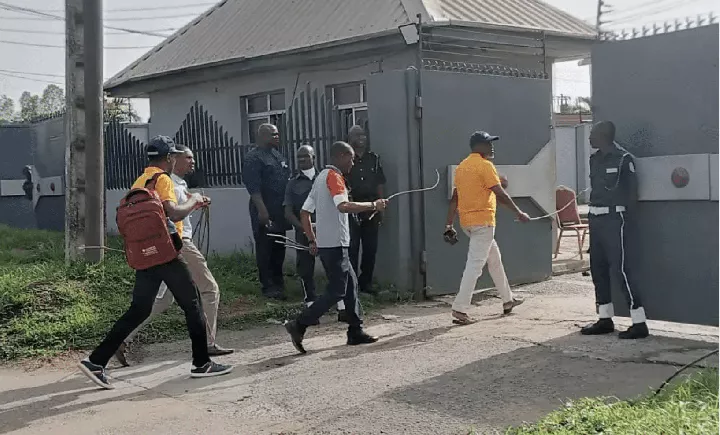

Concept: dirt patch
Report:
left=218, top=295, right=258, bottom=317
left=2, top=350, right=86, bottom=372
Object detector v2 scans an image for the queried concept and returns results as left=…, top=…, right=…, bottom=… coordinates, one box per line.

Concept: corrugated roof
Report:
left=105, top=0, right=595, bottom=90
left=425, top=0, right=596, bottom=37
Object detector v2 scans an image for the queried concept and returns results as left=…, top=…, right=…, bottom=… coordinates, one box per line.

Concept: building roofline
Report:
left=104, top=28, right=406, bottom=93
left=105, top=34, right=409, bottom=97
left=426, top=20, right=596, bottom=40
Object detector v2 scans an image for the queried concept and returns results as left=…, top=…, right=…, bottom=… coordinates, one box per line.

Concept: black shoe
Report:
left=78, top=360, right=114, bottom=390
left=347, top=329, right=379, bottom=346
left=284, top=320, right=306, bottom=354
left=580, top=318, right=615, bottom=335
left=115, top=342, right=129, bottom=367
left=503, top=297, right=524, bottom=315
left=619, top=322, right=649, bottom=340
left=207, top=344, right=234, bottom=356
left=190, top=361, right=234, bottom=378
left=337, top=310, right=348, bottom=323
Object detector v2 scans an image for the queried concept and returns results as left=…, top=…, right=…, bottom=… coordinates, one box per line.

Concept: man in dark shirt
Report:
left=581, top=120, right=648, bottom=340
left=284, top=145, right=318, bottom=307
left=242, top=124, right=291, bottom=300
left=346, top=125, right=386, bottom=295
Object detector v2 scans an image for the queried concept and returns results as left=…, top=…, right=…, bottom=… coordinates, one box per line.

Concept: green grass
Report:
left=0, top=225, right=413, bottom=361
left=499, top=368, right=719, bottom=435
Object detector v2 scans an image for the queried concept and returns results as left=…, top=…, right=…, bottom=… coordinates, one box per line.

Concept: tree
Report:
left=19, top=91, right=41, bottom=121
left=103, top=97, right=140, bottom=123
left=39, top=84, right=64, bottom=115
left=0, top=95, right=15, bottom=124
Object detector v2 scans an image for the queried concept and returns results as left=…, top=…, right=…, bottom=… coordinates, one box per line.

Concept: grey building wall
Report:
left=554, top=123, right=592, bottom=202
left=554, top=126, right=578, bottom=192
left=147, top=50, right=417, bottom=142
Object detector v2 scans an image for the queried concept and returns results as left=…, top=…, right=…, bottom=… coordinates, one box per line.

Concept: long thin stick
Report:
left=525, top=188, right=591, bottom=221
left=368, top=169, right=441, bottom=220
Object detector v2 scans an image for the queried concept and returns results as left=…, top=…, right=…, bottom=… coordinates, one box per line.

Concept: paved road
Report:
left=1, top=274, right=717, bottom=435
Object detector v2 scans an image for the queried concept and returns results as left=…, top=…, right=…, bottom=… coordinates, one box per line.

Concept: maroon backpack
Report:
left=116, top=172, right=182, bottom=270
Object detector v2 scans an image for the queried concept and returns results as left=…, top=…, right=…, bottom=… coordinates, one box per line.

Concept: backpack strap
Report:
left=144, top=171, right=171, bottom=190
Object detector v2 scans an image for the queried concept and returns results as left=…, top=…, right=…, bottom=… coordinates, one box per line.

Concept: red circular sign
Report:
left=671, top=167, right=690, bottom=188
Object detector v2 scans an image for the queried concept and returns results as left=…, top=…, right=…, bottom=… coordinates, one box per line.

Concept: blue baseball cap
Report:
left=146, top=135, right=183, bottom=157
left=469, top=131, right=499, bottom=147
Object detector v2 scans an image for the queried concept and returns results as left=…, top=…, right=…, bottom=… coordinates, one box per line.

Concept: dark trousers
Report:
left=589, top=212, right=643, bottom=312
left=295, top=231, right=316, bottom=304
left=89, top=257, right=210, bottom=368
left=255, top=225, right=287, bottom=294
left=297, top=247, right=363, bottom=329
left=349, top=216, right=380, bottom=292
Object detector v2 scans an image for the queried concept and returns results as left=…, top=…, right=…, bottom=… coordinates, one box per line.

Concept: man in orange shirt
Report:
left=444, top=131, right=530, bottom=324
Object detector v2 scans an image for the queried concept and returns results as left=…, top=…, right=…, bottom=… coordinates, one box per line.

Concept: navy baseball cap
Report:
left=469, top=131, right=499, bottom=147
left=146, top=135, right=183, bottom=157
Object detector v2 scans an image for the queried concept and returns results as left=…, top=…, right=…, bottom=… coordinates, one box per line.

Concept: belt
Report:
left=588, top=205, right=626, bottom=215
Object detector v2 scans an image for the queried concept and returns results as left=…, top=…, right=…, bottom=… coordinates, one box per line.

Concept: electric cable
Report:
left=0, top=39, right=154, bottom=49
left=653, top=349, right=719, bottom=396
left=0, top=2, right=172, bottom=37
left=0, top=27, right=176, bottom=35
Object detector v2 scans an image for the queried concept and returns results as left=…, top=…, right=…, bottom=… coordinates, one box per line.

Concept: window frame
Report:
left=328, top=81, right=367, bottom=128
left=242, top=90, right=286, bottom=144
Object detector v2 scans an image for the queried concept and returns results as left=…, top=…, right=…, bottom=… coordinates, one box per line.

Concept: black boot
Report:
left=580, top=318, right=615, bottom=335
left=284, top=320, right=307, bottom=354
left=618, top=322, right=649, bottom=340
left=347, top=328, right=378, bottom=346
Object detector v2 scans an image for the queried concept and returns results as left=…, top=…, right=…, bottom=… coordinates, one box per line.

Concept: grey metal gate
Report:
left=420, top=68, right=553, bottom=295
left=592, top=22, right=719, bottom=326
left=367, top=66, right=554, bottom=296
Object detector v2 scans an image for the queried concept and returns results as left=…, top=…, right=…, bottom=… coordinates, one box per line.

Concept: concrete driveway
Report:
left=1, top=273, right=717, bottom=435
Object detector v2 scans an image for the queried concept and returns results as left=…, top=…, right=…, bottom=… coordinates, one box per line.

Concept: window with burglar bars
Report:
left=243, top=90, right=286, bottom=145
left=326, top=81, right=368, bottom=133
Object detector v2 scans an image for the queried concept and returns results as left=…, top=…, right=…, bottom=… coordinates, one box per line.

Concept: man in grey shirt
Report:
left=116, top=144, right=234, bottom=365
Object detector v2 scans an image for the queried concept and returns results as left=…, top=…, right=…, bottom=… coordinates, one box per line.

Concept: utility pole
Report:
left=84, top=0, right=104, bottom=263
left=65, top=0, right=86, bottom=263
left=596, top=0, right=606, bottom=39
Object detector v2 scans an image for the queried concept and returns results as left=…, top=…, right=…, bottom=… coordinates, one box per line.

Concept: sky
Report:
left=0, top=0, right=716, bottom=122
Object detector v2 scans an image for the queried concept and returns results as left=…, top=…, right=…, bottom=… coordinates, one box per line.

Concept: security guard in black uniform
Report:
left=581, top=121, right=649, bottom=339
left=284, top=145, right=318, bottom=307
left=346, top=125, right=386, bottom=295
left=242, top=123, right=290, bottom=300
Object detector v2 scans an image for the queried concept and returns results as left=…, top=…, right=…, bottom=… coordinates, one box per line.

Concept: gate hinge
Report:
left=414, top=96, right=423, bottom=119
left=420, top=250, right=427, bottom=274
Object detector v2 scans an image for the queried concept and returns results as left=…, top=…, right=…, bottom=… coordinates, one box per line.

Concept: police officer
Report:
left=346, top=125, right=386, bottom=295
left=242, top=124, right=291, bottom=300
left=581, top=121, right=649, bottom=339
left=284, top=145, right=319, bottom=307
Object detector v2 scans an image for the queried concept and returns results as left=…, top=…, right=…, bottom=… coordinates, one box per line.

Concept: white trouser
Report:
left=452, top=225, right=513, bottom=313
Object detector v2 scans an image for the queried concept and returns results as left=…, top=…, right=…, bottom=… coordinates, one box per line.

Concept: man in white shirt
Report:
left=284, top=141, right=387, bottom=354
left=116, top=144, right=233, bottom=365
